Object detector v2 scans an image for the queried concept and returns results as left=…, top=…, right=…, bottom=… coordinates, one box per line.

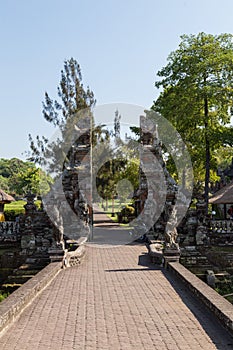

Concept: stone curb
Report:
left=0, top=261, right=62, bottom=335
left=168, top=261, right=233, bottom=336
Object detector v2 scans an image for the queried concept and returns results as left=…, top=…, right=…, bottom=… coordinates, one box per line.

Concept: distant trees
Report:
left=96, top=158, right=139, bottom=209
left=0, top=158, right=52, bottom=196
left=153, top=32, right=233, bottom=209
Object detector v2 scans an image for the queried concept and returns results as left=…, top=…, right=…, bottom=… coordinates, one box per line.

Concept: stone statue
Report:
left=165, top=207, right=179, bottom=249
left=24, top=193, right=37, bottom=214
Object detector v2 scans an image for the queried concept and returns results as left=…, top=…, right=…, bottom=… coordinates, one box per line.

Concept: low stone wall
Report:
left=0, top=261, right=61, bottom=335
left=168, top=261, right=233, bottom=337
left=0, top=222, right=19, bottom=243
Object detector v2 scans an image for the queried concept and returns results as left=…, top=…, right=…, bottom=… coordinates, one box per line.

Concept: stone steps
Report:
left=180, top=247, right=216, bottom=274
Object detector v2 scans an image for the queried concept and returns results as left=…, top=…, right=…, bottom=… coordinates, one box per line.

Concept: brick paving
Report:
left=0, top=244, right=233, bottom=350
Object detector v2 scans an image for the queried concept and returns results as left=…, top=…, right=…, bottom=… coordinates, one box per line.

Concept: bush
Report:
left=4, top=208, right=25, bottom=221
left=0, top=292, right=9, bottom=302
left=119, top=205, right=135, bottom=223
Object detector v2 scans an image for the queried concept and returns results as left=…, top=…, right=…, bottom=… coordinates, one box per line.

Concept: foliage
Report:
left=0, top=175, right=9, bottom=192
left=4, top=208, right=25, bottom=221
left=119, top=205, right=135, bottom=223
left=153, top=32, right=233, bottom=202
left=27, top=58, right=96, bottom=170
left=0, top=158, right=52, bottom=196
left=129, top=126, right=140, bottom=141
left=113, top=109, right=121, bottom=138
left=0, top=292, right=9, bottom=302
left=96, top=159, right=125, bottom=200
left=121, top=205, right=135, bottom=216
left=96, top=158, right=139, bottom=203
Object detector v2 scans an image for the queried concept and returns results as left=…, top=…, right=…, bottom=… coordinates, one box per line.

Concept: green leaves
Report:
left=28, top=58, right=96, bottom=165
left=153, top=32, right=233, bottom=197
left=0, top=158, right=53, bottom=196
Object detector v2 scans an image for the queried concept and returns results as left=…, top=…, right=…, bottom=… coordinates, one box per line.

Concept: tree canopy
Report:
left=0, top=158, right=52, bottom=196
left=27, top=58, right=96, bottom=167
left=152, top=32, right=233, bottom=207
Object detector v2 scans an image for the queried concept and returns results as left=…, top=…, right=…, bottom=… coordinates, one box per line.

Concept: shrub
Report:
left=119, top=205, right=135, bottom=223
left=4, top=208, right=25, bottom=221
left=0, top=292, right=9, bottom=302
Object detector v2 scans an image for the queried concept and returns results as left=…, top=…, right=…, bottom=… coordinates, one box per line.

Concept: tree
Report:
left=0, top=158, right=52, bottom=196
left=27, top=58, right=96, bottom=167
left=113, top=109, right=121, bottom=139
left=0, top=175, right=9, bottom=192
left=153, top=33, right=233, bottom=210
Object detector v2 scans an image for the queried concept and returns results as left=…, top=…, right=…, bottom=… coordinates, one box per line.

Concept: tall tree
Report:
left=153, top=33, right=233, bottom=211
left=27, top=58, right=95, bottom=167
left=114, top=109, right=121, bottom=139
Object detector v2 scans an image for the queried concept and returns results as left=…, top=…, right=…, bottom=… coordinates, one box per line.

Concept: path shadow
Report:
left=105, top=253, right=162, bottom=273
left=138, top=251, right=233, bottom=347
left=106, top=248, right=233, bottom=348
left=162, top=264, right=233, bottom=348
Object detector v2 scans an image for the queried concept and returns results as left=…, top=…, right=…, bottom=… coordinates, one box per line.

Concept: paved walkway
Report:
left=0, top=244, right=232, bottom=350
left=92, top=203, right=136, bottom=245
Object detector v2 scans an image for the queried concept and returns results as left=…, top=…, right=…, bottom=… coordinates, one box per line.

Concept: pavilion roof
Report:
left=0, top=189, right=15, bottom=203
left=209, top=181, right=233, bottom=204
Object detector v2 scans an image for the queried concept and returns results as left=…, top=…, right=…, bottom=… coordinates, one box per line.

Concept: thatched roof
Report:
left=209, top=181, right=233, bottom=204
left=0, top=189, right=15, bottom=203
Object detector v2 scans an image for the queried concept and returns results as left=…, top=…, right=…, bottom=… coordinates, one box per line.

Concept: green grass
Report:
left=4, top=200, right=42, bottom=220
left=4, top=200, right=26, bottom=210
left=98, top=199, right=133, bottom=213
left=0, top=292, right=9, bottom=302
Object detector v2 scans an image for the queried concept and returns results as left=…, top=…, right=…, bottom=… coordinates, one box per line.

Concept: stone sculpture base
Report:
left=163, top=247, right=181, bottom=268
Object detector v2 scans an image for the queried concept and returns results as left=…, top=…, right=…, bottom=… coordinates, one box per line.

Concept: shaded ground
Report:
left=91, top=203, right=136, bottom=246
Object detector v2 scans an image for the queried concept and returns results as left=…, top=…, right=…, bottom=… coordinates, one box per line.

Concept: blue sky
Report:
left=1, top=0, right=233, bottom=160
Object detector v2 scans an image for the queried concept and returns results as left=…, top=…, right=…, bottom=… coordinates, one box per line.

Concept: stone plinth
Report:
left=163, top=247, right=181, bottom=268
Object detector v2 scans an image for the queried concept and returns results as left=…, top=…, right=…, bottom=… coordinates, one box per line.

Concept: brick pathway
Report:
left=0, top=244, right=232, bottom=350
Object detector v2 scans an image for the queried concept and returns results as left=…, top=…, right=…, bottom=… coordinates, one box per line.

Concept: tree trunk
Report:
left=204, top=95, right=210, bottom=214
left=111, top=194, right=115, bottom=217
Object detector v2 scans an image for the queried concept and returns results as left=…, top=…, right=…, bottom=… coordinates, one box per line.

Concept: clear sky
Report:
left=1, top=0, right=233, bottom=160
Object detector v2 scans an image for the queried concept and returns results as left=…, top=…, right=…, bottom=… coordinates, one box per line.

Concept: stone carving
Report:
left=138, top=115, right=182, bottom=265
left=164, top=207, right=179, bottom=249
left=196, top=217, right=208, bottom=245
left=24, top=193, right=37, bottom=214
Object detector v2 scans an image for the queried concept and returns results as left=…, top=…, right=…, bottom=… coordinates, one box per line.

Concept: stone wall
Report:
left=19, top=209, right=54, bottom=264
left=0, top=222, right=19, bottom=243
left=138, top=115, right=178, bottom=242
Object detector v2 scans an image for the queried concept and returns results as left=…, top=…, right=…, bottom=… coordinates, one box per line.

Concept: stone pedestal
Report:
left=163, top=247, right=181, bottom=268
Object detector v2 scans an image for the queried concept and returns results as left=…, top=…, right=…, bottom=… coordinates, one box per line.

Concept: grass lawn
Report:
left=3, top=200, right=41, bottom=220
left=98, top=199, right=133, bottom=213
left=4, top=200, right=41, bottom=211
left=97, top=200, right=134, bottom=227
left=5, top=200, right=26, bottom=210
